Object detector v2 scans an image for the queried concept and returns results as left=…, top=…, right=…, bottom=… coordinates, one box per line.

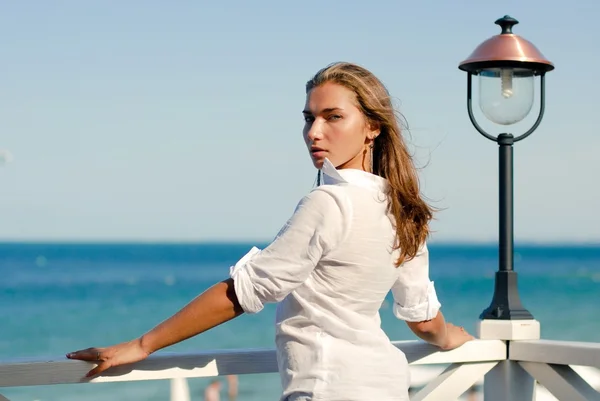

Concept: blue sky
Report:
left=1, top=1, right=598, bottom=243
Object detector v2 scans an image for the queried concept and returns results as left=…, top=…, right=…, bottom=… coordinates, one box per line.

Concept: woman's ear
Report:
left=368, top=121, right=381, bottom=140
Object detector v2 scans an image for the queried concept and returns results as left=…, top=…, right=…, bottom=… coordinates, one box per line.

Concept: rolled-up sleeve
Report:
left=229, top=187, right=349, bottom=314
left=391, top=242, right=441, bottom=322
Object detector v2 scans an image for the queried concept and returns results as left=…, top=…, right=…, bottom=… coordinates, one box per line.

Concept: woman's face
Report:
left=302, top=82, right=377, bottom=171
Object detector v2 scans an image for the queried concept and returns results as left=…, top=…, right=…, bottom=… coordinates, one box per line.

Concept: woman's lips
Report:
left=310, top=148, right=327, bottom=158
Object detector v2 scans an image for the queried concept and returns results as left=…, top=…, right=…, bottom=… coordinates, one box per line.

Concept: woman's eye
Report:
left=328, top=115, right=342, bottom=121
left=304, top=116, right=314, bottom=123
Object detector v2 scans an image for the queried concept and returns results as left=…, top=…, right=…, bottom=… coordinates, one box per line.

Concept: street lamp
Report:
left=459, top=16, right=554, bottom=321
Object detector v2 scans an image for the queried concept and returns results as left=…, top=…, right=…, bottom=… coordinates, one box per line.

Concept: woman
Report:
left=67, top=62, right=474, bottom=400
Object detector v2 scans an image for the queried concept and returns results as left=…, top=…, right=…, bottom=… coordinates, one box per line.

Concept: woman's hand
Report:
left=439, top=323, right=475, bottom=351
left=66, top=338, right=150, bottom=378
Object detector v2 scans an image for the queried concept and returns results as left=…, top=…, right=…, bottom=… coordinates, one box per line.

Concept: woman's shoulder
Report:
left=302, top=184, right=353, bottom=214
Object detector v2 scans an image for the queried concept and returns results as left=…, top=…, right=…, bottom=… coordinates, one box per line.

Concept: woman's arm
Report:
left=140, top=278, right=243, bottom=354
left=67, top=278, right=243, bottom=377
left=406, top=311, right=474, bottom=350
left=391, top=244, right=473, bottom=350
left=405, top=310, right=448, bottom=348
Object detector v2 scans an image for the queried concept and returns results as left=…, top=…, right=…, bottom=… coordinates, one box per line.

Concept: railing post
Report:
left=170, top=377, right=191, bottom=401
left=483, top=360, right=535, bottom=401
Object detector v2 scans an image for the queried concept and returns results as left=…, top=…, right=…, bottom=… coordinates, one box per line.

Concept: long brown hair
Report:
left=306, top=62, right=434, bottom=266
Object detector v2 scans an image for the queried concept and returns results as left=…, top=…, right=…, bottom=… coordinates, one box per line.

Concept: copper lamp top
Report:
left=459, top=16, right=554, bottom=75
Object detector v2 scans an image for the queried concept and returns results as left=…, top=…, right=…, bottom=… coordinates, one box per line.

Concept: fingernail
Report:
left=66, top=353, right=72, bottom=358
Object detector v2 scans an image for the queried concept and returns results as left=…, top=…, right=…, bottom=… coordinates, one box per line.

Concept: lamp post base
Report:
left=477, top=319, right=540, bottom=340
left=480, top=270, right=534, bottom=320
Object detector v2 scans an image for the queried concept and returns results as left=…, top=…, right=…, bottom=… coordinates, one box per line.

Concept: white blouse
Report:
left=230, top=159, right=441, bottom=401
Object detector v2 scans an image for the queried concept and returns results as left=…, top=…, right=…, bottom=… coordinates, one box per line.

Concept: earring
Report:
left=316, top=170, right=321, bottom=186
left=369, top=142, right=374, bottom=173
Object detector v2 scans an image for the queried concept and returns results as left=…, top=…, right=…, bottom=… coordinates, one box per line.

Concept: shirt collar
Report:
left=321, top=158, right=386, bottom=191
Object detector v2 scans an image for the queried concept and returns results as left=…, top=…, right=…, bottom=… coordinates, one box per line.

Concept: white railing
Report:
left=510, top=340, right=600, bottom=401
left=0, top=339, right=599, bottom=400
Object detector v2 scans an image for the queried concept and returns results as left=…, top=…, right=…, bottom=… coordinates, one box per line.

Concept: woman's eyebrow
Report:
left=302, top=107, right=344, bottom=115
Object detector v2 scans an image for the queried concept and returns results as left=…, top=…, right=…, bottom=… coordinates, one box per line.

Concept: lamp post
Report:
left=459, top=17, right=554, bottom=328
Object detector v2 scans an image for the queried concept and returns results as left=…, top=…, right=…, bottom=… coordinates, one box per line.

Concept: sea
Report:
left=0, top=242, right=599, bottom=401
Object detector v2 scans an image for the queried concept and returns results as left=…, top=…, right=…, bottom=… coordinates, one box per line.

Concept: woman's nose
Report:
left=306, top=120, right=323, bottom=142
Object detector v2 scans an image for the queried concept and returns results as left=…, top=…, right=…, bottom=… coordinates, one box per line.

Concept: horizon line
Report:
left=1, top=239, right=599, bottom=248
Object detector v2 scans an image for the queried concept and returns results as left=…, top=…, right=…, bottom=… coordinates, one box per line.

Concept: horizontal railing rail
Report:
left=0, top=339, right=505, bottom=387
left=2, top=339, right=600, bottom=401
left=509, top=339, right=600, bottom=367
left=508, top=339, right=600, bottom=401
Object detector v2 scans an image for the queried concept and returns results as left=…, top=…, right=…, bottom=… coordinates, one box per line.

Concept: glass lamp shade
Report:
left=478, top=67, right=534, bottom=125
